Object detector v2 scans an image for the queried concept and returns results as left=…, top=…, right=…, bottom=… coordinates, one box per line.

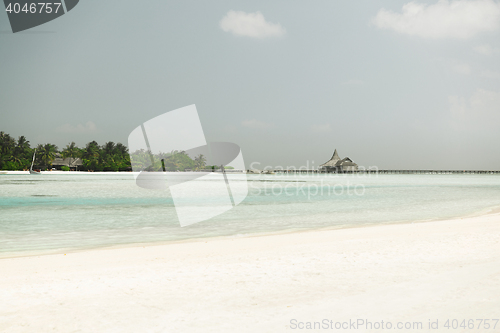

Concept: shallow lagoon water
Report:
left=1, top=173, right=500, bottom=257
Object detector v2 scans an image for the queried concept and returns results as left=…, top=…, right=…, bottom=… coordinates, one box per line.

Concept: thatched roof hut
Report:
left=319, top=149, right=358, bottom=172
left=320, top=149, right=341, bottom=167
left=52, top=153, right=83, bottom=169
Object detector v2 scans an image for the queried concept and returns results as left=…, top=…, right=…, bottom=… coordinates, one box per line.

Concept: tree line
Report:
left=0, top=131, right=216, bottom=172
left=0, top=131, right=131, bottom=171
left=130, top=149, right=208, bottom=172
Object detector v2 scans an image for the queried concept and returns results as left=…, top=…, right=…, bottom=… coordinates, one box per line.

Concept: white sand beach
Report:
left=1, top=214, right=499, bottom=332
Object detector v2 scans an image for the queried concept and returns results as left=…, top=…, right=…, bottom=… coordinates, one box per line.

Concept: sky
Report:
left=1, top=0, right=500, bottom=170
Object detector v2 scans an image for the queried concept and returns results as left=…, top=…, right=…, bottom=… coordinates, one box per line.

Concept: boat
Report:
left=29, top=149, right=41, bottom=174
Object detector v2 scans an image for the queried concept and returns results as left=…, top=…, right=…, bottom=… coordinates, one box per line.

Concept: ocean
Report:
left=1, top=172, right=500, bottom=258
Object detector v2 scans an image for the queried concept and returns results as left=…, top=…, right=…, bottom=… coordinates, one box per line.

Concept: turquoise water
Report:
left=1, top=173, right=500, bottom=257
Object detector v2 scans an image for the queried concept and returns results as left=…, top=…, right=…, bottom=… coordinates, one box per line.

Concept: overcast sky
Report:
left=1, top=0, right=500, bottom=169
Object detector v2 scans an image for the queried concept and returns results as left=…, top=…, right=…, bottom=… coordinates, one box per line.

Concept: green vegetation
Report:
left=61, top=142, right=79, bottom=170
left=0, top=132, right=33, bottom=170
left=0, top=131, right=210, bottom=172
left=36, top=143, right=58, bottom=169
left=78, top=141, right=131, bottom=171
left=129, top=150, right=207, bottom=172
left=205, top=165, right=217, bottom=170
left=0, top=131, right=132, bottom=171
left=205, top=165, right=234, bottom=170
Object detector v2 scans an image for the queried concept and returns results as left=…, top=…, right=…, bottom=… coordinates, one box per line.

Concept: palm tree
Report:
left=130, top=149, right=151, bottom=171
left=15, top=136, right=30, bottom=153
left=0, top=132, right=15, bottom=152
left=101, top=141, right=117, bottom=171
left=0, top=132, right=16, bottom=170
left=194, top=154, right=206, bottom=170
left=164, top=150, right=183, bottom=171
left=61, top=142, right=80, bottom=171
left=11, top=136, right=29, bottom=169
left=102, top=141, right=115, bottom=156
left=114, top=143, right=128, bottom=157
left=114, top=142, right=131, bottom=170
left=36, top=143, right=58, bottom=170
left=81, top=141, right=100, bottom=171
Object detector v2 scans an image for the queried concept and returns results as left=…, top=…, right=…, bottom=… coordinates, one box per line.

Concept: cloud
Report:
left=342, top=79, right=365, bottom=85
left=474, top=44, right=500, bottom=55
left=310, top=123, right=332, bottom=133
left=220, top=11, right=286, bottom=38
left=372, top=0, right=500, bottom=39
left=57, top=121, right=97, bottom=134
left=449, top=88, right=500, bottom=130
left=241, top=119, right=273, bottom=129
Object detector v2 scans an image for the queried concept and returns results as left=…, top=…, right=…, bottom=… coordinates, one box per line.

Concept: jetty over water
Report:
left=271, top=148, right=500, bottom=174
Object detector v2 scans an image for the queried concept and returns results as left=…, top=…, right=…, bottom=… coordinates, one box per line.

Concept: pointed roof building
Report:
left=319, top=149, right=358, bottom=172
left=320, top=149, right=341, bottom=167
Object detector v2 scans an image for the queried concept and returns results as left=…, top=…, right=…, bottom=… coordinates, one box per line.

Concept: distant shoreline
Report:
left=1, top=170, right=500, bottom=175
left=0, top=170, right=246, bottom=175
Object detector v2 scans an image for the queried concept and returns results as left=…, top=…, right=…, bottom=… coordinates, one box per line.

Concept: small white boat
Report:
left=29, top=149, right=40, bottom=175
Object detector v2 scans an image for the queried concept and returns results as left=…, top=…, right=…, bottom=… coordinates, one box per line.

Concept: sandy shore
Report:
left=0, top=214, right=499, bottom=332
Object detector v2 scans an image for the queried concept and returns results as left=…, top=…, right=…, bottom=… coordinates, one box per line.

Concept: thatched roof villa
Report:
left=51, top=153, right=83, bottom=170
left=319, top=149, right=358, bottom=172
